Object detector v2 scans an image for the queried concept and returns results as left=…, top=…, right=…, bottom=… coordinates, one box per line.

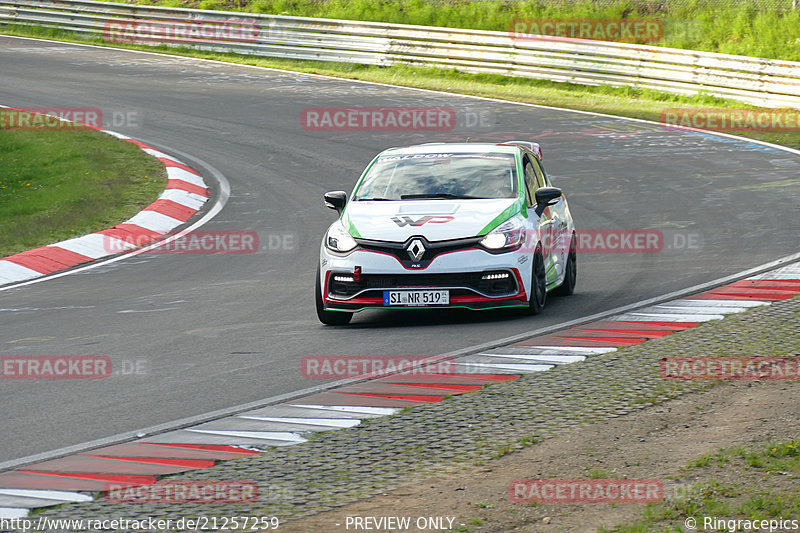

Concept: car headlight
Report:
left=480, top=216, right=526, bottom=251
left=325, top=220, right=358, bottom=253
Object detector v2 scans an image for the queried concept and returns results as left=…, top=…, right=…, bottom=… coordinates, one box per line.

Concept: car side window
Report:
left=532, top=158, right=547, bottom=189
left=523, top=158, right=537, bottom=207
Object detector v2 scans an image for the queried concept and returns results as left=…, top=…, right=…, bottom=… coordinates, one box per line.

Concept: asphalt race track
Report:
left=1, top=35, right=798, bottom=464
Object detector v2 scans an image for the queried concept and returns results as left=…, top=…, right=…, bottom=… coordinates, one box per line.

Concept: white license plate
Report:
left=383, top=290, right=449, bottom=306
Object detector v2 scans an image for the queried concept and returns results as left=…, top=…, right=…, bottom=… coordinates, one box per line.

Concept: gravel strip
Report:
left=32, top=296, right=800, bottom=530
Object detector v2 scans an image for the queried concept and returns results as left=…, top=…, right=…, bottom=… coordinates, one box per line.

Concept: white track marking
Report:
left=125, top=211, right=183, bottom=234
left=0, top=489, right=92, bottom=503
left=616, top=312, right=724, bottom=322
left=47, top=234, right=134, bottom=259
left=289, top=405, right=398, bottom=416
left=166, top=167, right=206, bottom=186
left=459, top=362, right=554, bottom=373
left=157, top=189, right=208, bottom=210
left=237, top=416, right=361, bottom=428
left=0, top=261, right=41, bottom=283
left=479, top=353, right=586, bottom=364
left=518, top=346, right=617, bottom=354
left=0, top=507, right=29, bottom=519
left=185, top=429, right=308, bottom=444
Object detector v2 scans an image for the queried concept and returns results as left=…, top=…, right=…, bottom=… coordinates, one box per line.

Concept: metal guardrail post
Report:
left=1, top=0, right=799, bottom=108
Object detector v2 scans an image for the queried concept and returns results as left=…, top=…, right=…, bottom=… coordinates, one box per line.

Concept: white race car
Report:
left=316, top=141, right=576, bottom=325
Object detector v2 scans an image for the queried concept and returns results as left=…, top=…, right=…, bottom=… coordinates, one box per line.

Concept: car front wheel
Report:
left=553, top=233, right=576, bottom=296
left=523, top=249, right=547, bottom=315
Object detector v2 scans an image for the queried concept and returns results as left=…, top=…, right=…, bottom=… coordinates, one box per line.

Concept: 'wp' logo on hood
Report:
left=391, top=216, right=454, bottom=227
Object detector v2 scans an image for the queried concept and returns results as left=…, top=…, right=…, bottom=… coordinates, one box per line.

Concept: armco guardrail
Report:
left=1, top=0, right=799, bottom=109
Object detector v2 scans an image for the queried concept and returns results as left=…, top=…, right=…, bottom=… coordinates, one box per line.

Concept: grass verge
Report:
left=603, top=440, right=800, bottom=532
left=109, top=0, right=800, bottom=62
left=0, top=119, right=167, bottom=258
left=3, top=24, right=800, bottom=153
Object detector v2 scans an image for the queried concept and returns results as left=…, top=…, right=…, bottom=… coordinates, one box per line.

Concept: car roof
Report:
left=379, top=143, right=521, bottom=156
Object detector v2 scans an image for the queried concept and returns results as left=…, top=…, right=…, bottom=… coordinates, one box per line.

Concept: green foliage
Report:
left=186, top=0, right=800, bottom=61
left=0, top=123, right=166, bottom=256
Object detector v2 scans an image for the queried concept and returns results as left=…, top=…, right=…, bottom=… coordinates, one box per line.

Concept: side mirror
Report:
left=324, top=191, right=348, bottom=214
left=534, top=187, right=562, bottom=216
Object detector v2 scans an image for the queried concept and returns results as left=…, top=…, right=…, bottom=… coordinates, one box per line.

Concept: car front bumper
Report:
left=319, top=245, right=531, bottom=312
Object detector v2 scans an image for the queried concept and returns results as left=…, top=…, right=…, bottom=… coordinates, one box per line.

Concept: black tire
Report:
left=523, top=249, right=547, bottom=315
left=552, top=233, right=577, bottom=296
left=315, top=266, right=352, bottom=326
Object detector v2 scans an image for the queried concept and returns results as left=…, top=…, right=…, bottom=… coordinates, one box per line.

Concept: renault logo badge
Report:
left=407, top=239, right=425, bottom=262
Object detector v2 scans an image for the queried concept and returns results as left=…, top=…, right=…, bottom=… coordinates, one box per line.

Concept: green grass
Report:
left=99, top=0, right=800, bottom=62
left=0, top=120, right=167, bottom=257
left=588, top=467, right=611, bottom=479
left=600, top=440, right=800, bottom=532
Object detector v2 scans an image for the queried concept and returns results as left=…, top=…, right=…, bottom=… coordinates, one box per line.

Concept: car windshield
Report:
left=354, top=153, right=517, bottom=201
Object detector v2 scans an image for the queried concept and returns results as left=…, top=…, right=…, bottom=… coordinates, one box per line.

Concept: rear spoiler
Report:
left=499, top=141, right=543, bottom=161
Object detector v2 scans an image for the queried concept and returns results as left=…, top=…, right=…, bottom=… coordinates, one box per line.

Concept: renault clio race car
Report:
left=316, top=141, right=576, bottom=325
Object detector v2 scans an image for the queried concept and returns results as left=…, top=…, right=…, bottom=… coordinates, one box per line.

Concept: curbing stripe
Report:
left=0, top=260, right=41, bottom=284
left=158, top=158, right=200, bottom=174
left=511, top=346, right=617, bottom=354
left=158, top=189, right=208, bottom=210
left=237, top=416, right=362, bottom=429
left=165, top=167, right=207, bottom=187
left=0, top=495, right=75, bottom=509
left=141, top=443, right=261, bottom=455
left=336, top=392, right=447, bottom=403
left=669, top=299, right=768, bottom=308
left=3, top=247, right=93, bottom=275
left=479, top=353, right=586, bottom=364
left=87, top=456, right=215, bottom=469
left=140, top=147, right=179, bottom=160
left=143, top=199, right=198, bottom=222
left=185, top=429, right=308, bottom=444
left=0, top=488, right=92, bottom=503
left=166, top=178, right=209, bottom=197
left=616, top=312, right=725, bottom=322
left=391, top=382, right=483, bottom=392
left=6, top=251, right=796, bottom=513
left=0, top=507, right=29, bottom=519
left=616, top=321, right=699, bottom=329
left=48, top=234, right=134, bottom=259
left=0, top=108, right=210, bottom=287
left=459, top=362, right=554, bottom=373
left=0, top=472, right=154, bottom=492
left=16, top=471, right=156, bottom=486
left=125, top=211, right=183, bottom=234
left=288, top=405, right=398, bottom=416
left=96, top=224, right=163, bottom=248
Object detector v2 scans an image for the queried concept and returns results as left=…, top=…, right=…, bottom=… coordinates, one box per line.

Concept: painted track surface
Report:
left=1, top=35, right=799, bottom=465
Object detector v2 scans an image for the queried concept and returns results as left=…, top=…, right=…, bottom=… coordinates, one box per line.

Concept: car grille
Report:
left=328, top=271, right=518, bottom=299
left=355, top=236, right=482, bottom=269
